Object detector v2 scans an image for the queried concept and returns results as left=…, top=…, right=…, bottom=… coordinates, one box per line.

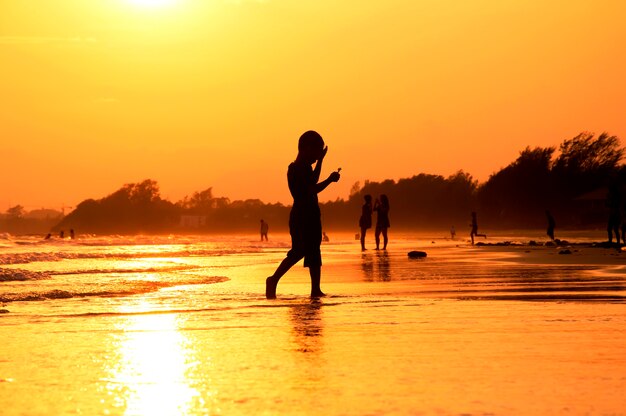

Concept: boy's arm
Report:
left=315, top=171, right=340, bottom=194
left=312, top=146, right=328, bottom=183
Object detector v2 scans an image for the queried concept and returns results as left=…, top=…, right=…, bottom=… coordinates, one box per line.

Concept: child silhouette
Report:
left=266, top=130, right=341, bottom=299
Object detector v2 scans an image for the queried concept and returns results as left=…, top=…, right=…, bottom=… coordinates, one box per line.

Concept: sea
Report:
left=1, top=231, right=625, bottom=415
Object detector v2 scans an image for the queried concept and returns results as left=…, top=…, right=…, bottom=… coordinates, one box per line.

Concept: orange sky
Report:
left=2, top=0, right=625, bottom=212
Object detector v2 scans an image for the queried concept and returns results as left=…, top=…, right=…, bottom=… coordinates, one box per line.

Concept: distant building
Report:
left=179, top=215, right=207, bottom=228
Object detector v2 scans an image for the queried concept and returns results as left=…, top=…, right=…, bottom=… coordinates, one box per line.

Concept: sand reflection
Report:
left=107, top=307, right=199, bottom=415
left=361, top=251, right=391, bottom=281
left=289, top=299, right=324, bottom=354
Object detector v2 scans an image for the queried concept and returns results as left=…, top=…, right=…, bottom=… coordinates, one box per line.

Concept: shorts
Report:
left=287, top=218, right=322, bottom=268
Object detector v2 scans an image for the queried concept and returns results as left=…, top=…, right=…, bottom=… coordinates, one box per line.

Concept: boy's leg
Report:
left=266, top=255, right=300, bottom=299
left=309, top=265, right=325, bottom=297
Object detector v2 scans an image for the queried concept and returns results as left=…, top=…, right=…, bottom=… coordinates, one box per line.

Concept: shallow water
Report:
left=1, top=232, right=625, bottom=415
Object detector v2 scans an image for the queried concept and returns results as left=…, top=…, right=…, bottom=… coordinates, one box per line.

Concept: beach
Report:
left=1, top=231, right=625, bottom=415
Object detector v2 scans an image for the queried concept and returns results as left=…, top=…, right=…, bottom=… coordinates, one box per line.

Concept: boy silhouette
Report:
left=266, top=130, right=341, bottom=299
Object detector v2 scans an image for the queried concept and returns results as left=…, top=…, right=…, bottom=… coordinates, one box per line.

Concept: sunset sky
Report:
left=2, top=0, right=625, bottom=212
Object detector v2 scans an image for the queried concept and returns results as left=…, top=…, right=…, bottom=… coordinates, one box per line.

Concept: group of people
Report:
left=358, top=194, right=390, bottom=251
left=44, top=229, right=75, bottom=240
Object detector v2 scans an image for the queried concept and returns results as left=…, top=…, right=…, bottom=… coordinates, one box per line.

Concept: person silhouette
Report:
left=606, top=184, right=621, bottom=245
left=374, top=194, right=390, bottom=250
left=621, top=197, right=626, bottom=245
left=69, top=229, right=75, bottom=240
left=359, top=195, right=373, bottom=251
left=470, top=212, right=486, bottom=245
left=265, top=130, right=341, bottom=299
left=450, top=225, right=456, bottom=240
left=545, top=210, right=556, bottom=241
left=260, top=219, right=269, bottom=241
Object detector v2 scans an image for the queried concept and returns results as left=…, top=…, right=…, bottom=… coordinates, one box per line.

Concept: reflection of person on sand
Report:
left=290, top=300, right=324, bottom=353
left=266, top=131, right=341, bottom=299
left=470, top=212, right=486, bottom=245
left=260, top=219, right=269, bottom=241
left=359, top=195, right=373, bottom=251
left=360, top=251, right=390, bottom=281
left=374, top=194, right=390, bottom=250
left=546, top=210, right=556, bottom=241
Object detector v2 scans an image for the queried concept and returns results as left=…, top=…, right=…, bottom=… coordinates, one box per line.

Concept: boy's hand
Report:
left=319, top=146, right=328, bottom=162
left=329, top=171, right=340, bottom=182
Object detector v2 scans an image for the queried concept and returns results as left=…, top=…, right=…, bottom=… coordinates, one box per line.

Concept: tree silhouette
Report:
left=6, top=205, right=26, bottom=219
left=43, top=131, right=624, bottom=235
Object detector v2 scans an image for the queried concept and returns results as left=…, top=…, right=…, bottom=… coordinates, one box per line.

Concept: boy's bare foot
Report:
left=266, top=276, right=278, bottom=299
left=310, top=290, right=326, bottom=298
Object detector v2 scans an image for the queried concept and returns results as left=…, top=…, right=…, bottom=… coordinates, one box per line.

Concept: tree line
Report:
left=24, top=131, right=624, bottom=235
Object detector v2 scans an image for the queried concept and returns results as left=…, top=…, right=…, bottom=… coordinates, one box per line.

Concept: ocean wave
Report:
left=0, top=247, right=262, bottom=265
left=0, top=275, right=229, bottom=303
left=0, top=268, right=50, bottom=282
left=48, top=263, right=201, bottom=276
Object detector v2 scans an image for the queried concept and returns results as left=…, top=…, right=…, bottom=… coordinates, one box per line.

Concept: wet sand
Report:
left=1, top=234, right=625, bottom=415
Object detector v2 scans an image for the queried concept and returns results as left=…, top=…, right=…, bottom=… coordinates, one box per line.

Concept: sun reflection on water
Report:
left=108, top=306, right=199, bottom=415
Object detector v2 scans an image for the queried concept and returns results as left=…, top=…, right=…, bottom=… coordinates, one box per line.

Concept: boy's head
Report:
left=298, top=130, right=325, bottom=162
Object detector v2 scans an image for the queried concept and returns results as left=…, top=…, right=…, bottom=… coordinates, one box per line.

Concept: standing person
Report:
left=621, top=196, right=626, bottom=245
left=450, top=226, right=456, bottom=240
left=260, top=219, right=269, bottom=241
left=470, top=211, right=487, bottom=245
left=374, top=194, right=390, bottom=250
left=265, top=130, right=341, bottom=299
left=545, top=210, right=556, bottom=241
left=359, top=195, right=373, bottom=251
left=606, top=184, right=621, bottom=244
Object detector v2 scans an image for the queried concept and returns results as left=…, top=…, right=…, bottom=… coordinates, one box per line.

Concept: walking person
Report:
left=470, top=211, right=487, bottom=245
left=265, top=130, right=341, bottom=299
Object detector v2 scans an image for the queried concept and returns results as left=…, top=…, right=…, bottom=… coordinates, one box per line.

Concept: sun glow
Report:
left=108, top=308, right=199, bottom=414
left=128, top=0, right=177, bottom=8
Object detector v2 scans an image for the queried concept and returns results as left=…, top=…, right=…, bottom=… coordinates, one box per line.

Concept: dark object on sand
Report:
left=558, top=249, right=572, bottom=255
left=408, top=251, right=427, bottom=258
